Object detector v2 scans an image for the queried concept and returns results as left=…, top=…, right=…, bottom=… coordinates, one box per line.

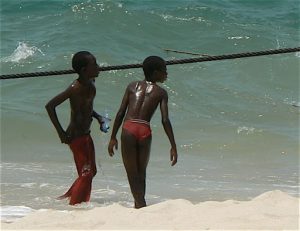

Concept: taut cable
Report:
left=1, top=47, right=299, bottom=80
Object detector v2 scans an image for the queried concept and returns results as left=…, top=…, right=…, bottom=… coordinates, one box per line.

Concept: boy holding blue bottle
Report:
left=46, top=51, right=109, bottom=205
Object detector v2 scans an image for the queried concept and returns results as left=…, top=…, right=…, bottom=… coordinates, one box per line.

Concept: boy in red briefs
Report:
left=46, top=51, right=107, bottom=205
left=108, top=56, right=178, bottom=209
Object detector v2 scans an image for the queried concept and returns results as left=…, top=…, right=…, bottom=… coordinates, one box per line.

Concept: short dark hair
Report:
left=142, top=56, right=165, bottom=81
left=72, top=51, right=92, bottom=74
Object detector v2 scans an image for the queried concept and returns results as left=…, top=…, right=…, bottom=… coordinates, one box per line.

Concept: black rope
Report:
left=1, top=47, right=299, bottom=80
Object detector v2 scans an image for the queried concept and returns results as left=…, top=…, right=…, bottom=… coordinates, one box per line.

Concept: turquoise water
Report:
left=1, top=0, right=299, bottom=221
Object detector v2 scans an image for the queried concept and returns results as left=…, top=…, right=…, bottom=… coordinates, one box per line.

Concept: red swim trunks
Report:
left=58, top=134, right=97, bottom=205
left=123, top=119, right=152, bottom=141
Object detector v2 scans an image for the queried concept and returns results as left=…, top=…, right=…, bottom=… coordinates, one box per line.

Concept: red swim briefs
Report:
left=123, top=119, right=152, bottom=141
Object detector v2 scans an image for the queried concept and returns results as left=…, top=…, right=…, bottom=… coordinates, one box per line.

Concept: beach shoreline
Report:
left=1, top=1, right=299, bottom=230
left=1, top=190, right=299, bottom=230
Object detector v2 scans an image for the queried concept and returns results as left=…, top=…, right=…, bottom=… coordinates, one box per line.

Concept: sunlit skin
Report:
left=108, top=57, right=177, bottom=208
left=45, top=54, right=102, bottom=143
left=45, top=52, right=105, bottom=205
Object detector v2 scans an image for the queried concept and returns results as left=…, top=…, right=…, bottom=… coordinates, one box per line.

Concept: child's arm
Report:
left=108, top=86, right=129, bottom=156
left=92, top=111, right=103, bottom=121
left=160, top=90, right=178, bottom=166
left=45, top=87, right=72, bottom=144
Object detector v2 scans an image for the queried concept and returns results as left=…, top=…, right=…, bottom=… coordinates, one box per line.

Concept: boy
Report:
left=46, top=51, right=107, bottom=205
left=108, top=56, right=178, bottom=208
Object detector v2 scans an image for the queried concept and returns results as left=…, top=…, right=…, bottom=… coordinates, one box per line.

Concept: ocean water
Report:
left=0, top=0, right=299, bottom=222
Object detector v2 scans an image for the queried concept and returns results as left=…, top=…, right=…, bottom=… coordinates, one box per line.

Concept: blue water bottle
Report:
left=100, top=113, right=110, bottom=133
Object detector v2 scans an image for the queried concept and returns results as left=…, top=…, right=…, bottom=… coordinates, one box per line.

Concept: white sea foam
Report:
left=283, top=98, right=300, bottom=107
left=94, top=187, right=117, bottom=196
left=20, top=183, right=36, bottom=188
left=237, top=126, right=256, bottom=134
left=159, top=14, right=205, bottom=22
left=0, top=206, right=35, bottom=223
left=228, top=36, right=250, bottom=40
left=1, top=42, right=44, bottom=63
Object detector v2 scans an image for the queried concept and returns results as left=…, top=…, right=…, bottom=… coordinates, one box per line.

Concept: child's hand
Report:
left=59, top=132, right=71, bottom=144
left=99, top=116, right=111, bottom=133
left=108, top=138, right=118, bottom=156
left=170, top=147, right=177, bottom=166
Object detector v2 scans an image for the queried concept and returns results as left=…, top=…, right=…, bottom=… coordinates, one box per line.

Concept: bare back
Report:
left=124, top=80, right=166, bottom=122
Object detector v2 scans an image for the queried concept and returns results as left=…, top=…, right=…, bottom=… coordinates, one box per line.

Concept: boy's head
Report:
left=72, top=51, right=99, bottom=78
left=143, top=56, right=167, bottom=82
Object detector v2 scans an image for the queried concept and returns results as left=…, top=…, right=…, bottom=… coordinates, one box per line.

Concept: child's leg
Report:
left=59, top=135, right=96, bottom=205
left=135, top=136, right=151, bottom=208
left=68, top=173, right=93, bottom=205
left=121, top=129, right=151, bottom=208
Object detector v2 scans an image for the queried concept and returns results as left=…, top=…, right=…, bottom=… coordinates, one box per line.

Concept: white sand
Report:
left=1, top=190, right=299, bottom=230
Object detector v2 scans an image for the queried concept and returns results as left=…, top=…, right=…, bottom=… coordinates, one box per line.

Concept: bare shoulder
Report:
left=127, top=80, right=141, bottom=91
left=156, top=85, right=168, bottom=97
left=67, top=79, right=81, bottom=92
left=70, top=79, right=80, bottom=88
left=128, top=81, right=139, bottom=87
left=58, top=80, right=80, bottom=98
